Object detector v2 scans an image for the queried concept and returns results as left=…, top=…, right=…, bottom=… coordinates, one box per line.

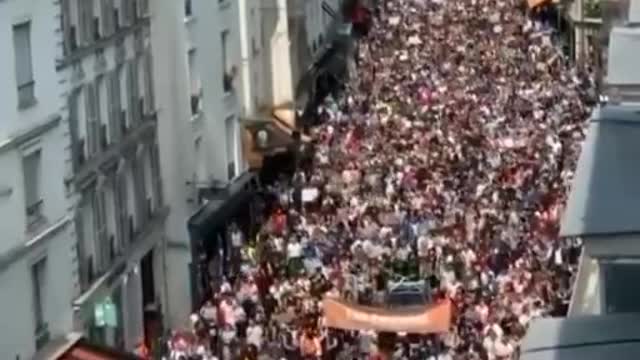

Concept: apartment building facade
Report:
left=57, top=0, right=168, bottom=352
left=0, top=0, right=75, bottom=358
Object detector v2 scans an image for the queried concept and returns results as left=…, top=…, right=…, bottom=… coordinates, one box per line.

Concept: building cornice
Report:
left=0, top=114, right=61, bottom=155
left=0, top=216, right=71, bottom=273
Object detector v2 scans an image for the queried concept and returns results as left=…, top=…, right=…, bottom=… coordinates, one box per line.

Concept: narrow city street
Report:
left=177, top=0, right=593, bottom=359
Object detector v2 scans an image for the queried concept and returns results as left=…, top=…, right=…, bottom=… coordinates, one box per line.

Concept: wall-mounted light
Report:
left=256, top=129, right=269, bottom=148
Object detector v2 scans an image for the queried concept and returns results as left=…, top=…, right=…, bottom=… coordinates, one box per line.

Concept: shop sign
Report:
left=93, top=296, right=118, bottom=328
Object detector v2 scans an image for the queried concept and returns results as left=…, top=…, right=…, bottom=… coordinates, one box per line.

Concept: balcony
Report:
left=66, top=111, right=157, bottom=191
left=56, top=12, right=151, bottom=70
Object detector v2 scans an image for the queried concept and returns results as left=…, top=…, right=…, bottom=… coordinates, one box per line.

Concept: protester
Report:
left=166, top=0, right=591, bottom=358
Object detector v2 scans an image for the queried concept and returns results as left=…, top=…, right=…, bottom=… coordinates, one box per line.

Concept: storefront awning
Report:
left=243, top=117, right=295, bottom=154
left=560, top=105, right=640, bottom=237
left=520, top=314, right=640, bottom=360
left=59, top=339, right=142, bottom=360
left=322, top=297, right=452, bottom=334
left=187, top=171, right=257, bottom=240
left=242, top=116, right=293, bottom=169
left=295, top=22, right=357, bottom=100
left=528, top=0, right=550, bottom=9
left=35, top=333, right=142, bottom=360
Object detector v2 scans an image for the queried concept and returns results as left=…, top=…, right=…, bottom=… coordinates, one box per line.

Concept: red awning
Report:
left=322, top=297, right=452, bottom=334
left=527, top=0, right=550, bottom=9
left=58, top=340, right=142, bottom=360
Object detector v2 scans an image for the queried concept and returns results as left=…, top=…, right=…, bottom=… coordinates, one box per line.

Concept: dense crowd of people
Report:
left=163, top=0, right=594, bottom=358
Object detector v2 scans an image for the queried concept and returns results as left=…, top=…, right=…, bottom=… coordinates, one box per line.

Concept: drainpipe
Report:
left=238, top=0, right=253, bottom=116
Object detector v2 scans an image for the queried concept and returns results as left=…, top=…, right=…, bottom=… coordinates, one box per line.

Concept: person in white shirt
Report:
left=287, top=238, right=303, bottom=259
left=286, top=238, right=304, bottom=275
left=246, top=320, right=264, bottom=350
left=200, top=301, right=217, bottom=321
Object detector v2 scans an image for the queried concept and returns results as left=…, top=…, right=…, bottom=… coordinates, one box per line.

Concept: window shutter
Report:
left=61, top=0, right=72, bottom=54
left=114, top=176, right=124, bottom=247
left=132, top=60, right=141, bottom=119
left=119, top=175, right=129, bottom=244
left=127, top=62, right=137, bottom=124
left=90, top=191, right=101, bottom=271
left=101, top=0, right=111, bottom=35
left=122, top=0, right=132, bottom=25
left=144, top=52, right=154, bottom=112
left=84, top=84, right=96, bottom=154
left=112, top=70, right=122, bottom=139
left=85, top=0, right=94, bottom=42
left=95, top=78, right=103, bottom=125
left=98, top=190, right=109, bottom=268
left=78, top=1, right=88, bottom=45
left=106, top=72, right=116, bottom=142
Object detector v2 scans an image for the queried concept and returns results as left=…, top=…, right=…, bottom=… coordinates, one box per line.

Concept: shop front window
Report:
left=87, top=286, right=125, bottom=349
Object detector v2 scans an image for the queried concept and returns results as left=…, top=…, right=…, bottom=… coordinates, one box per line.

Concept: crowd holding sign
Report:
left=177, top=0, right=592, bottom=359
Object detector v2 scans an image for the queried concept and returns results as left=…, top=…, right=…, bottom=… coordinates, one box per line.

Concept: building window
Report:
left=85, top=83, right=99, bottom=155
left=24, top=150, right=43, bottom=226
left=185, top=0, right=192, bottom=16
left=604, top=263, right=640, bottom=314
left=32, top=257, right=49, bottom=349
left=143, top=52, right=155, bottom=113
left=221, top=30, right=234, bottom=92
left=188, top=49, right=201, bottom=115
left=78, top=0, right=95, bottom=45
left=100, top=0, right=114, bottom=36
left=251, top=36, right=259, bottom=57
left=225, top=116, right=236, bottom=180
left=120, top=0, right=133, bottom=26
left=127, top=60, right=140, bottom=125
left=13, top=22, right=36, bottom=109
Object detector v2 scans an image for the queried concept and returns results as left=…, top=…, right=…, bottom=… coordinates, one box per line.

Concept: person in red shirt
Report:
left=134, top=338, right=150, bottom=359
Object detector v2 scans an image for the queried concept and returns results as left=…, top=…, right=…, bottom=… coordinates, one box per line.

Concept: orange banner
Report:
left=322, top=298, right=452, bottom=334
left=527, top=0, right=550, bottom=9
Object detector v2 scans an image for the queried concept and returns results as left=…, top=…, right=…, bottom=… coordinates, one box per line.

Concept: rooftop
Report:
left=520, top=313, right=640, bottom=360
left=607, top=26, right=640, bottom=87
left=560, top=105, right=640, bottom=237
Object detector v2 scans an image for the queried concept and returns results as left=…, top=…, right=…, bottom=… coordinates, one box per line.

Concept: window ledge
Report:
left=18, top=96, right=38, bottom=110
